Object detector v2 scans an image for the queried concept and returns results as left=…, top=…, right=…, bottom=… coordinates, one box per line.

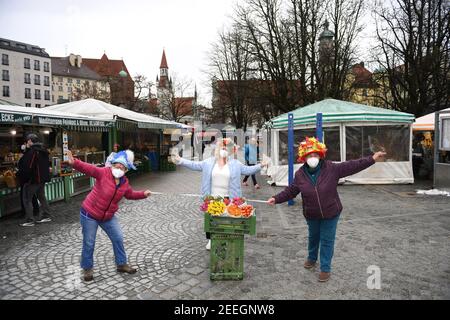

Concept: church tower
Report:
left=156, top=49, right=172, bottom=110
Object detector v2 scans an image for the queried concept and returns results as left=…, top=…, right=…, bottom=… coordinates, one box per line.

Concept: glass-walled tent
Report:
left=263, top=99, right=415, bottom=186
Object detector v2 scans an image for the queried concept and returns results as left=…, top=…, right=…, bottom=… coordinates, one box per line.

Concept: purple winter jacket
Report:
left=273, top=156, right=375, bottom=220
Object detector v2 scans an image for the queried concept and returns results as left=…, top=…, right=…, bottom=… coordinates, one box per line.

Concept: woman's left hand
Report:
left=144, top=190, right=151, bottom=197
left=373, top=151, right=387, bottom=162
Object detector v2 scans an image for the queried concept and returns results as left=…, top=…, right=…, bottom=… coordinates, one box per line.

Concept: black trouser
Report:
left=22, top=183, right=50, bottom=221
left=243, top=161, right=258, bottom=185
left=20, top=183, right=39, bottom=216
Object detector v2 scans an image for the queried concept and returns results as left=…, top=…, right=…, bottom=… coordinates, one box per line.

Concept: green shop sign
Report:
left=0, top=112, right=32, bottom=124
left=36, top=116, right=113, bottom=127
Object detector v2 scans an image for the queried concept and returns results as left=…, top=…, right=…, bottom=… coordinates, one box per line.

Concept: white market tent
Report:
left=264, top=99, right=415, bottom=185
left=413, top=108, right=450, bottom=131
left=0, top=104, right=112, bottom=123
left=44, top=98, right=181, bottom=129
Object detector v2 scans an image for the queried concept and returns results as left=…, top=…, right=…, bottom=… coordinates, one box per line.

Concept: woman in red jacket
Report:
left=67, top=150, right=151, bottom=282
left=268, top=137, right=386, bottom=282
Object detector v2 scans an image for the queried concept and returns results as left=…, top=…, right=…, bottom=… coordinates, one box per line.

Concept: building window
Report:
left=52, top=95, right=54, bottom=102
left=2, top=86, right=10, bottom=97
left=34, top=89, right=41, bottom=99
left=34, top=60, right=40, bottom=71
left=58, top=95, right=63, bottom=101
left=68, top=86, right=72, bottom=93
left=2, top=70, right=9, bottom=81
left=34, top=74, right=40, bottom=85
left=25, top=88, right=31, bottom=99
left=44, top=76, right=50, bottom=86
left=24, top=73, right=31, bottom=84
left=43, top=61, right=50, bottom=72
left=76, top=79, right=80, bottom=84
left=35, top=104, right=41, bottom=108
left=24, top=58, right=30, bottom=69
left=25, top=103, right=31, bottom=107
left=2, top=54, right=8, bottom=65
left=362, top=89, right=368, bottom=97
left=68, top=78, right=72, bottom=83
left=44, top=90, right=50, bottom=100
left=58, top=86, right=63, bottom=92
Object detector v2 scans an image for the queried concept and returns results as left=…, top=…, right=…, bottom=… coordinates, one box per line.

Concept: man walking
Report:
left=19, top=133, right=52, bottom=227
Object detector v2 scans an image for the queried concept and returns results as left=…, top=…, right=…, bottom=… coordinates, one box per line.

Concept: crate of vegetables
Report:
left=202, top=196, right=256, bottom=236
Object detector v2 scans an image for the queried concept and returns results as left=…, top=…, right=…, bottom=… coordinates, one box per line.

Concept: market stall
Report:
left=0, top=104, right=113, bottom=217
left=264, top=99, right=415, bottom=186
left=434, top=108, right=450, bottom=188
left=44, top=99, right=182, bottom=172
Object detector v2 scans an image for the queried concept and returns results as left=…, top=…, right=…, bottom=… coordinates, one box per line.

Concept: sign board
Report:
left=36, top=116, right=112, bottom=127
left=0, top=112, right=32, bottom=124
left=60, top=131, right=73, bottom=176
left=440, top=117, right=450, bottom=151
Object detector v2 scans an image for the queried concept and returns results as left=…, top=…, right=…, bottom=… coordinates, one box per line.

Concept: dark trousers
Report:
left=243, top=161, right=258, bottom=185
left=22, top=183, right=50, bottom=221
left=20, top=183, right=39, bottom=216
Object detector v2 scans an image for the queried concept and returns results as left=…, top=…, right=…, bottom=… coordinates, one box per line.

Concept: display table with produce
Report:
left=202, top=196, right=256, bottom=280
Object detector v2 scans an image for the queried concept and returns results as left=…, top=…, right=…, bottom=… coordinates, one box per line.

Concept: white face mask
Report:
left=219, top=149, right=229, bottom=158
left=111, top=168, right=125, bottom=178
left=306, top=157, right=320, bottom=168
left=21, top=144, right=26, bottom=151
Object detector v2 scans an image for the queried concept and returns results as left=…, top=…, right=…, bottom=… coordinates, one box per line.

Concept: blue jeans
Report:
left=80, top=209, right=127, bottom=270
left=306, top=214, right=340, bottom=273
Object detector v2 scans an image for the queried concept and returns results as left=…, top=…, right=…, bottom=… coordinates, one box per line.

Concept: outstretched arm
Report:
left=68, top=150, right=103, bottom=179
left=124, top=186, right=149, bottom=200
left=335, top=152, right=386, bottom=178
left=173, top=154, right=204, bottom=171
left=240, top=162, right=262, bottom=176
left=271, top=171, right=302, bottom=204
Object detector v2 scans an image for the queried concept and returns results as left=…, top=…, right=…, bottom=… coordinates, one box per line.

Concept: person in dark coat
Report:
left=17, top=141, right=40, bottom=218
left=267, top=137, right=386, bottom=282
left=18, top=133, right=52, bottom=227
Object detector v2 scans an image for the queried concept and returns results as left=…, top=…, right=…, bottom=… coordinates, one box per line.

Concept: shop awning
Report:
left=265, top=99, right=415, bottom=129
left=413, top=108, right=450, bottom=131
left=44, top=98, right=182, bottom=130
left=0, top=104, right=113, bottom=131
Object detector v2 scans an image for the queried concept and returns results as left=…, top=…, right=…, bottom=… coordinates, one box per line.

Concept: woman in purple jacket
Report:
left=268, top=137, right=386, bottom=282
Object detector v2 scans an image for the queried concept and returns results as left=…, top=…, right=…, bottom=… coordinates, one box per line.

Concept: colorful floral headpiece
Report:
left=297, top=137, right=327, bottom=163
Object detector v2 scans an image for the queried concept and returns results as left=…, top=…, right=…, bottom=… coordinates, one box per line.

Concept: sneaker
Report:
left=318, top=272, right=331, bottom=282
left=20, top=219, right=35, bottom=227
left=242, top=182, right=249, bottom=186
left=255, top=184, right=261, bottom=189
left=36, top=216, right=52, bottom=223
left=117, top=264, right=137, bottom=274
left=206, top=240, right=211, bottom=250
left=83, top=269, right=94, bottom=282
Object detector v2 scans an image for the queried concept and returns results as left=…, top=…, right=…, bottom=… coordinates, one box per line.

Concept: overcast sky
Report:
left=1, top=0, right=378, bottom=107
left=0, top=0, right=236, bottom=106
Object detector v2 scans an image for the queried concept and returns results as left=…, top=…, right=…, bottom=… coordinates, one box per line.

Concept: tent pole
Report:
left=288, top=113, right=294, bottom=206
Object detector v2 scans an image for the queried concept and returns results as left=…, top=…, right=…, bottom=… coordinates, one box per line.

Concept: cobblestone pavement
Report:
left=0, top=167, right=449, bottom=300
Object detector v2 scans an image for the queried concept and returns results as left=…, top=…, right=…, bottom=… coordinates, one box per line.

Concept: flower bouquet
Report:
left=201, top=196, right=254, bottom=218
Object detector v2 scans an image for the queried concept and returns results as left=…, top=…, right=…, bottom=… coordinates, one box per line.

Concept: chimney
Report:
left=360, top=61, right=364, bottom=68
left=69, top=54, right=76, bottom=67
left=76, top=55, right=82, bottom=68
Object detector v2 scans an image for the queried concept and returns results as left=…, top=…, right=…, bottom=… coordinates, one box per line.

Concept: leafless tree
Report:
left=130, top=74, right=153, bottom=113
left=372, top=0, right=450, bottom=116
left=72, top=80, right=111, bottom=102
left=157, top=73, right=196, bottom=123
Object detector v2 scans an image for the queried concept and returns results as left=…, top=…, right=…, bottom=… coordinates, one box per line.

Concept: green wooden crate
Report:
left=204, top=213, right=256, bottom=235
left=210, top=233, right=244, bottom=280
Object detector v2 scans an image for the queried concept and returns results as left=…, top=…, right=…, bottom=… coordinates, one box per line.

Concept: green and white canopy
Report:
left=266, top=99, right=415, bottom=129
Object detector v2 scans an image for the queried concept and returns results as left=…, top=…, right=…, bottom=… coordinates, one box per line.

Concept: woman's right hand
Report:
left=66, top=150, right=74, bottom=165
left=171, top=153, right=181, bottom=164
left=267, top=197, right=276, bottom=205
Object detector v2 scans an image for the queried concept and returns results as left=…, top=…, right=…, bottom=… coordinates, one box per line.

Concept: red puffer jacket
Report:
left=73, top=159, right=146, bottom=221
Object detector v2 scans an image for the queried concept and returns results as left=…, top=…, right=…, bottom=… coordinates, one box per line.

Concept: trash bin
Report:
left=204, top=213, right=256, bottom=280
